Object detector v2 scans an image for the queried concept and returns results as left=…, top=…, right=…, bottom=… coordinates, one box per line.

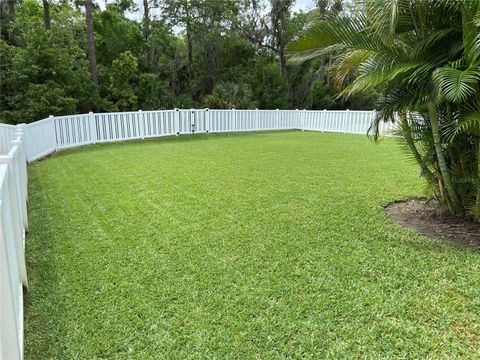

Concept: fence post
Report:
left=293, top=109, right=297, bottom=130
left=344, top=109, right=349, bottom=133
left=175, top=108, right=180, bottom=135
left=322, top=109, right=327, bottom=133
left=275, top=108, right=280, bottom=130
left=302, top=109, right=307, bottom=131
left=138, top=110, right=145, bottom=139
left=10, top=135, right=28, bottom=231
left=205, top=108, right=210, bottom=133
left=0, top=154, right=28, bottom=287
left=14, top=126, right=28, bottom=209
left=14, top=125, right=28, bottom=160
left=232, top=108, right=236, bottom=131
left=88, top=111, right=97, bottom=144
left=46, top=115, right=57, bottom=151
left=190, top=108, right=195, bottom=134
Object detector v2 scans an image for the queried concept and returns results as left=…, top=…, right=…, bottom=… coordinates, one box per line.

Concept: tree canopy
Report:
left=0, top=0, right=375, bottom=124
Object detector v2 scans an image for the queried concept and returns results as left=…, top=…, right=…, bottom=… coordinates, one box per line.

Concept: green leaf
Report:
left=433, top=66, right=480, bottom=103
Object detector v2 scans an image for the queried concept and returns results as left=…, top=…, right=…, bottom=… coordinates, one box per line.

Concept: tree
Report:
left=0, top=0, right=382, bottom=123
left=42, top=0, right=51, bottom=30
left=270, top=0, right=293, bottom=77
left=142, top=0, right=150, bottom=40
left=93, top=2, right=143, bottom=66
left=0, top=0, right=97, bottom=123
left=314, top=0, right=342, bottom=19
left=140, top=0, right=164, bottom=71
left=109, top=51, right=138, bottom=111
left=160, top=0, right=196, bottom=74
left=1, top=0, right=20, bottom=43
left=161, top=0, right=238, bottom=96
left=252, top=56, right=289, bottom=108
left=138, top=73, right=163, bottom=109
left=238, top=0, right=307, bottom=78
left=203, top=81, right=257, bottom=109
left=85, top=0, right=97, bottom=83
left=289, top=0, right=480, bottom=218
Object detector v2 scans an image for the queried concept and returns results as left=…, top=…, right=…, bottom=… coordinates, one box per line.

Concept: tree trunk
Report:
left=143, top=0, right=153, bottom=70
left=142, top=0, right=150, bottom=40
left=186, top=23, right=193, bottom=71
left=279, top=46, right=287, bottom=77
left=42, top=0, right=51, bottom=30
left=401, top=113, right=436, bottom=185
left=271, top=0, right=291, bottom=78
left=85, top=0, right=98, bottom=84
left=427, top=102, right=462, bottom=213
left=476, top=140, right=480, bottom=213
left=2, top=0, right=17, bottom=43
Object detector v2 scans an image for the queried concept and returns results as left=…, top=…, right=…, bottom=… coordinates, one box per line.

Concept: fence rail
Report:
left=0, top=108, right=396, bottom=359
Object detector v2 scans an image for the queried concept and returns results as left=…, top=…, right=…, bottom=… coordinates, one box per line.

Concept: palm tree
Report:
left=288, top=0, right=480, bottom=219
left=203, top=82, right=258, bottom=109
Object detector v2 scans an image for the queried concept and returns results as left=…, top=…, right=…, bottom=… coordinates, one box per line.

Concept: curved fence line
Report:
left=0, top=108, right=395, bottom=359
left=8, top=109, right=394, bottom=162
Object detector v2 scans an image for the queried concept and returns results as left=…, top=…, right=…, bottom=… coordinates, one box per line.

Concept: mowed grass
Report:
left=24, top=131, right=480, bottom=359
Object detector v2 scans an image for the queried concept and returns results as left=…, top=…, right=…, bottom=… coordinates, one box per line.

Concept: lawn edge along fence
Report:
left=0, top=108, right=394, bottom=359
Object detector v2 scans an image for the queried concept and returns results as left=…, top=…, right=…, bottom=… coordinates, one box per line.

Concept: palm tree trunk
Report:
left=85, top=0, right=98, bottom=84
left=476, top=140, right=480, bottom=211
left=401, top=113, right=436, bottom=184
left=427, top=102, right=462, bottom=213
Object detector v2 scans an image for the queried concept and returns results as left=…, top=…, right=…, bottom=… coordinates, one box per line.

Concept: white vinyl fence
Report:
left=0, top=108, right=395, bottom=359
left=0, top=126, right=28, bottom=360
left=0, top=124, right=18, bottom=155
left=2, top=109, right=395, bottom=162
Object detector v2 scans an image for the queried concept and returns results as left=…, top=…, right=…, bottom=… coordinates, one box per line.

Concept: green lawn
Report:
left=25, top=131, right=480, bottom=359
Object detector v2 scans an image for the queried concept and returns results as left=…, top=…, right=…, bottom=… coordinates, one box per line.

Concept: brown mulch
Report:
left=385, top=199, right=480, bottom=249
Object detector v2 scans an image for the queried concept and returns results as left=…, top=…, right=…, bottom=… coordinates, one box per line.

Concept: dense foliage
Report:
left=0, top=0, right=375, bottom=124
left=289, top=0, right=480, bottom=220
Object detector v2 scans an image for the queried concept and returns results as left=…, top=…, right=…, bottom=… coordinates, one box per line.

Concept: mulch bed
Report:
left=385, top=199, right=480, bottom=249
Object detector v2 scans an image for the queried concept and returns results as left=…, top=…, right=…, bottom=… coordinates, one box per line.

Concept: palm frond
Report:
left=287, top=44, right=344, bottom=65
left=452, top=111, right=480, bottom=138
left=433, top=65, right=480, bottom=103
left=287, top=15, right=404, bottom=63
left=461, top=2, right=480, bottom=66
left=331, top=49, right=375, bottom=87
left=339, top=61, right=422, bottom=98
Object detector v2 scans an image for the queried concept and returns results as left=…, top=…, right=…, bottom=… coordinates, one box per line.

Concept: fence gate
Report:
left=193, top=109, right=207, bottom=133
left=179, top=109, right=208, bottom=135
